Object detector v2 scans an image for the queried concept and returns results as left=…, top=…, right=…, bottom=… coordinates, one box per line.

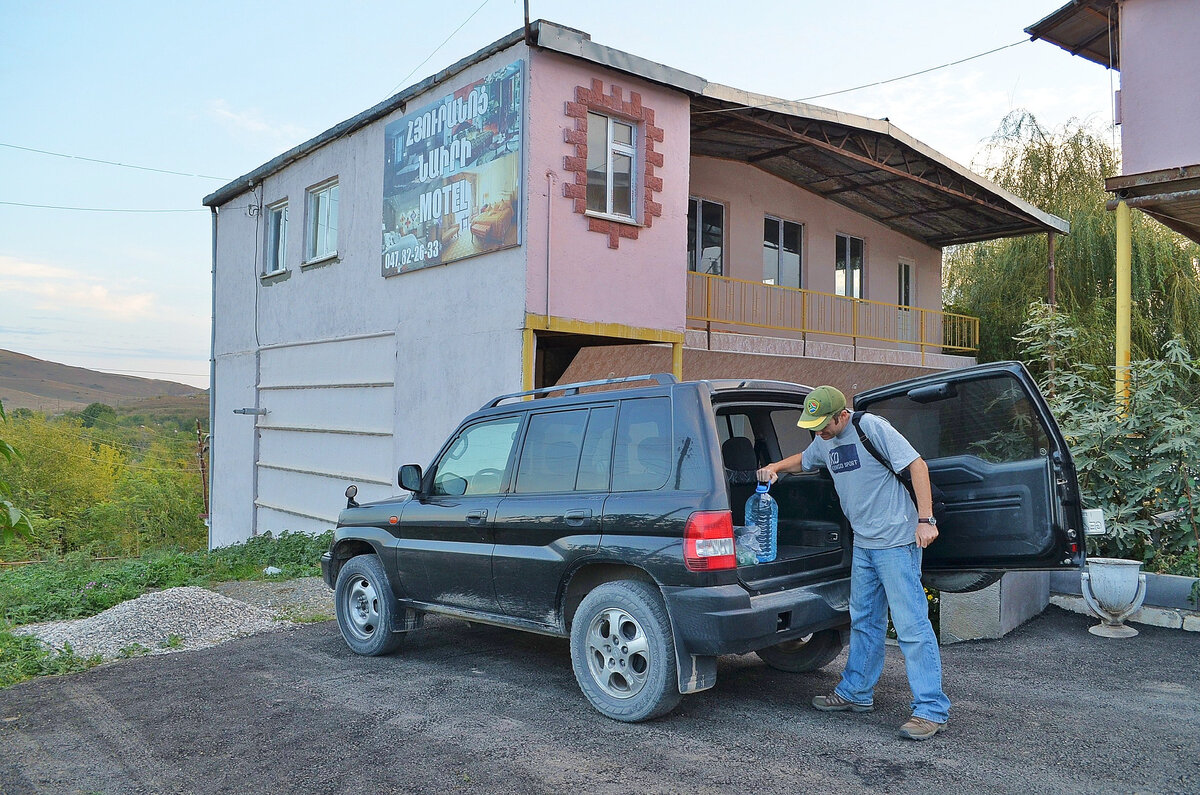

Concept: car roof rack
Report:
left=483, top=373, right=677, bottom=409
left=706, top=378, right=809, bottom=393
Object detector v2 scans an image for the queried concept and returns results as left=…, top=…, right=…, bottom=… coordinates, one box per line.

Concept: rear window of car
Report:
left=867, top=375, right=1051, bottom=463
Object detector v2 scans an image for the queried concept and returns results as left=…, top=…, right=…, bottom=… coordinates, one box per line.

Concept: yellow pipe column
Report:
left=1115, top=200, right=1132, bottom=405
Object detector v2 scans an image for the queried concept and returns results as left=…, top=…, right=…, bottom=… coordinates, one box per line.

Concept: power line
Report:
left=383, top=0, right=494, bottom=100
left=19, top=439, right=201, bottom=474
left=0, top=142, right=230, bottom=181
left=0, top=200, right=205, bottom=213
left=694, top=38, right=1030, bottom=116
left=797, top=39, right=1029, bottom=102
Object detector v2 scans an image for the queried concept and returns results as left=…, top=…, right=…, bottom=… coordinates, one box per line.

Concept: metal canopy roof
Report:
left=690, top=87, right=1068, bottom=247
left=1106, top=165, right=1200, bottom=245
left=1025, top=0, right=1119, bottom=69
left=206, top=20, right=1069, bottom=246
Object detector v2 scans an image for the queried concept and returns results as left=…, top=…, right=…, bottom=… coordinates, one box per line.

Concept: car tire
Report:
left=570, top=581, right=681, bottom=723
left=922, top=571, right=1002, bottom=593
left=334, top=555, right=405, bottom=656
left=755, top=628, right=843, bottom=673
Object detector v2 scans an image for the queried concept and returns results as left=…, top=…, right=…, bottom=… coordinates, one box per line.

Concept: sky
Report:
left=0, top=0, right=1115, bottom=389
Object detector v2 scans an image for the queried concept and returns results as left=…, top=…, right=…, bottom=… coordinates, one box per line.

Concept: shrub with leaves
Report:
left=0, top=401, right=34, bottom=545
left=1018, top=302, right=1200, bottom=574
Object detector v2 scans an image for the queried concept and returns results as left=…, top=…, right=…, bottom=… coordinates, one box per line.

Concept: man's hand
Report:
left=916, top=522, right=938, bottom=549
left=755, top=465, right=778, bottom=485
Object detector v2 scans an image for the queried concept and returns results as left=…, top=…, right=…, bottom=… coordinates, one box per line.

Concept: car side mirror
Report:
left=399, top=464, right=423, bottom=493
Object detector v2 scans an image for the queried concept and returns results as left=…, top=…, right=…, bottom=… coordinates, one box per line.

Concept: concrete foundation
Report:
left=939, top=571, right=1050, bottom=644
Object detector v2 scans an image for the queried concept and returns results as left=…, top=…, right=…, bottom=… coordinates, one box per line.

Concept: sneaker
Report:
left=899, top=716, right=945, bottom=740
left=812, top=692, right=873, bottom=712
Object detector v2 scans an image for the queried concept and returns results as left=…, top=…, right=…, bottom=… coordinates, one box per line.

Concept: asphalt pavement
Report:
left=0, top=607, right=1196, bottom=794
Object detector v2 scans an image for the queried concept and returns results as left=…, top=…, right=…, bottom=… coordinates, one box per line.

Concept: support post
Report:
left=671, top=342, right=683, bottom=381
left=522, top=326, right=535, bottom=392
left=1115, top=201, right=1132, bottom=407
left=1047, top=231, right=1057, bottom=307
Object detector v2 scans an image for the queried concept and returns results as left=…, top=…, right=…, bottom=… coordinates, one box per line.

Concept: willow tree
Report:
left=944, top=111, right=1200, bottom=373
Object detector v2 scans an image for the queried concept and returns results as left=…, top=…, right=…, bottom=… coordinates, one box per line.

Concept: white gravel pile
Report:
left=14, top=586, right=293, bottom=661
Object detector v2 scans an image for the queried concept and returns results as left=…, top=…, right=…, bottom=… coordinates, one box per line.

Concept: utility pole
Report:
left=196, top=419, right=210, bottom=520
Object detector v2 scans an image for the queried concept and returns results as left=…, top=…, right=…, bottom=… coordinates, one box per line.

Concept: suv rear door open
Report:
left=853, top=361, right=1085, bottom=573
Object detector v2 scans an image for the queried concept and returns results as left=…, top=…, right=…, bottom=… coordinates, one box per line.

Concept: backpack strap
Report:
left=851, top=411, right=895, bottom=474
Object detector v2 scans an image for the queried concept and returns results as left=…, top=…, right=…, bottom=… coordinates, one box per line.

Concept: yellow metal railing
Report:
left=685, top=272, right=979, bottom=357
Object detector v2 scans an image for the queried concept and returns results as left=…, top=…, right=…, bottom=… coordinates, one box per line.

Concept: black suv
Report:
left=321, top=363, right=1088, bottom=722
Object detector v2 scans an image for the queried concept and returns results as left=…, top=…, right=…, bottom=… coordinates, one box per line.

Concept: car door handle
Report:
left=466, top=509, right=488, bottom=524
left=565, top=508, right=592, bottom=526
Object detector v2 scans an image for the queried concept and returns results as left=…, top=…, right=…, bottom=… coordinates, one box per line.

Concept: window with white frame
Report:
left=835, top=233, right=864, bottom=298
left=264, top=201, right=288, bottom=275
left=687, top=198, right=724, bottom=276
left=586, top=112, right=636, bottom=219
left=763, top=216, right=802, bottom=288
left=305, top=180, right=339, bottom=262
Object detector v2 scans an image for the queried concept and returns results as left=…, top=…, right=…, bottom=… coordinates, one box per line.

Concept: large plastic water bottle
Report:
left=745, top=483, right=778, bottom=563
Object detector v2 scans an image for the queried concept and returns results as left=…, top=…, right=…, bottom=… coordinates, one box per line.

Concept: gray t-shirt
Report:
left=801, top=412, right=920, bottom=549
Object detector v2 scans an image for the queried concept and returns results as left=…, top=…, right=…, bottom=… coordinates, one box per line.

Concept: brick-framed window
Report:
left=587, top=112, right=636, bottom=219
left=562, top=79, right=664, bottom=249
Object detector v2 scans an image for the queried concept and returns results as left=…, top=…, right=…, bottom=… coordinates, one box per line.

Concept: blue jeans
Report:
left=833, top=543, right=950, bottom=723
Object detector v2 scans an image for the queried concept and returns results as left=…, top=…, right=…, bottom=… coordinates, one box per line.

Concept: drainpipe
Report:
left=208, top=206, right=218, bottom=550
left=1115, top=200, right=1132, bottom=407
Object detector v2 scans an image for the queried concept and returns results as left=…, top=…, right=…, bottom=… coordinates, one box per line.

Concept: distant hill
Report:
left=0, top=349, right=204, bottom=414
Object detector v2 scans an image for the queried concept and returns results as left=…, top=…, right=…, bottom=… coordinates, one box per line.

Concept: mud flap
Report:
left=391, top=609, right=424, bottom=633
left=671, top=622, right=716, bottom=694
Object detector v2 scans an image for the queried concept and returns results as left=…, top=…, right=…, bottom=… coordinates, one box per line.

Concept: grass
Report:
left=0, top=531, right=331, bottom=688
left=0, top=530, right=331, bottom=626
left=0, top=633, right=101, bottom=687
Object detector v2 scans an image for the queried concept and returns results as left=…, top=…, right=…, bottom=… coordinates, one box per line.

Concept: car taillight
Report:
left=684, top=510, right=736, bottom=571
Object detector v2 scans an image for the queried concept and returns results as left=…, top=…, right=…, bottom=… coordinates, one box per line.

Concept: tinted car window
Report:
left=867, top=375, right=1050, bottom=463
left=612, top=397, right=671, bottom=491
left=432, top=416, right=521, bottom=496
left=515, top=410, right=588, bottom=494
left=576, top=406, right=616, bottom=491
left=771, top=408, right=809, bottom=458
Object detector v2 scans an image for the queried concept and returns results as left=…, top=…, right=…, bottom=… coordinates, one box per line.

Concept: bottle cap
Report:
left=756, top=482, right=769, bottom=493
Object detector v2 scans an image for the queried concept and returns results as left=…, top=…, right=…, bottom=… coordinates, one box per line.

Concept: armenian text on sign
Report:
left=382, top=60, right=523, bottom=277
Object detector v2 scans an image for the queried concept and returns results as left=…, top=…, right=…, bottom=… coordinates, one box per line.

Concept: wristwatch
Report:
left=918, top=517, right=937, bottom=526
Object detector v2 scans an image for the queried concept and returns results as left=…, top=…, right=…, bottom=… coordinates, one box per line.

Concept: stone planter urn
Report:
left=1080, top=557, right=1148, bottom=638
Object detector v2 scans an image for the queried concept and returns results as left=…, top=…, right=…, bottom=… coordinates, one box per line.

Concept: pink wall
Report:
left=689, top=157, right=943, bottom=312
left=525, top=50, right=690, bottom=333
left=1120, top=0, right=1200, bottom=174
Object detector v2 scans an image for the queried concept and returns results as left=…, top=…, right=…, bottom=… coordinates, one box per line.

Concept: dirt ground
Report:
left=0, top=605, right=1196, bottom=794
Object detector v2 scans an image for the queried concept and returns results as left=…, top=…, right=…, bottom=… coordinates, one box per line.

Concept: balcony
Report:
left=685, top=272, right=979, bottom=365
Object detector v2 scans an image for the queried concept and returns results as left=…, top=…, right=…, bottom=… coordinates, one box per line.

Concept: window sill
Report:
left=584, top=210, right=643, bottom=228
left=260, top=268, right=290, bottom=284
left=301, top=252, right=339, bottom=269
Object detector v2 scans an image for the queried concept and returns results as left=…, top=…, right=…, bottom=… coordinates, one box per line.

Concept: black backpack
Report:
left=851, top=412, right=945, bottom=518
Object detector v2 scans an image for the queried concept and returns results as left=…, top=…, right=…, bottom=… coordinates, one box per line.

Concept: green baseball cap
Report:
left=797, top=385, right=847, bottom=430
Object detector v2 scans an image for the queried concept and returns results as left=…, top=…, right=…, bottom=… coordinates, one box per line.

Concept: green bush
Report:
left=0, top=631, right=100, bottom=688
left=1018, top=303, right=1200, bottom=575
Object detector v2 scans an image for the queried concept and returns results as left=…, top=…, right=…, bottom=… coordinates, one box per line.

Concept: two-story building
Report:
left=202, top=20, right=1068, bottom=546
